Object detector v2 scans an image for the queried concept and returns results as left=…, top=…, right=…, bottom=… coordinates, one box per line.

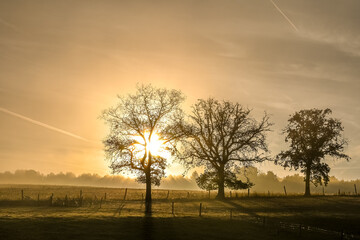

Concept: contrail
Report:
left=0, top=107, right=90, bottom=142
left=270, top=0, right=299, bottom=32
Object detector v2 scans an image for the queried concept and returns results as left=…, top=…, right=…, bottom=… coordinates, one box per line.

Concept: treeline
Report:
left=1, top=169, right=358, bottom=194
left=235, top=167, right=359, bottom=195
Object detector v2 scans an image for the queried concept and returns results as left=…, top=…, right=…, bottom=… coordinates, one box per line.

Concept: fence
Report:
left=1, top=188, right=359, bottom=239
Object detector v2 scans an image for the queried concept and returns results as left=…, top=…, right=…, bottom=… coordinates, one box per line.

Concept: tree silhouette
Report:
left=178, top=98, right=271, bottom=199
left=101, top=85, right=185, bottom=214
left=275, top=108, right=350, bottom=196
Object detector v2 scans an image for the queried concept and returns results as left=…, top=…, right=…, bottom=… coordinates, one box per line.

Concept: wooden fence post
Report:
left=338, top=189, right=341, bottom=196
left=50, top=193, right=53, bottom=206
left=104, top=192, right=107, bottom=201
left=354, top=184, right=357, bottom=195
left=340, top=229, right=344, bottom=240
left=21, top=189, right=24, bottom=201
left=230, top=191, right=232, bottom=198
left=172, top=202, right=174, bottom=215
left=283, top=186, right=287, bottom=196
left=248, top=188, right=250, bottom=197
left=166, top=190, right=170, bottom=200
left=37, top=193, right=40, bottom=206
left=99, top=197, right=103, bottom=209
left=187, top=192, right=190, bottom=199
left=263, top=217, right=266, bottom=228
left=208, top=190, right=211, bottom=199
left=199, top=203, right=202, bottom=217
left=123, top=188, right=128, bottom=201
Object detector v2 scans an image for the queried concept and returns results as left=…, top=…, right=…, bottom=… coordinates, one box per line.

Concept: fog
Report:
left=1, top=168, right=358, bottom=194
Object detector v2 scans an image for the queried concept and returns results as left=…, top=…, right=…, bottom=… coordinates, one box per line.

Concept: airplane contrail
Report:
left=270, top=0, right=299, bottom=32
left=0, top=107, right=90, bottom=142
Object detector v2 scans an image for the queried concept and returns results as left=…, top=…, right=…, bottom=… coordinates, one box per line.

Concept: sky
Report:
left=0, top=0, right=359, bottom=180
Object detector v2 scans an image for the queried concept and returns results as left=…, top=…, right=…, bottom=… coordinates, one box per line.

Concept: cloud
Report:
left=0, top=17, right=19, bottom=32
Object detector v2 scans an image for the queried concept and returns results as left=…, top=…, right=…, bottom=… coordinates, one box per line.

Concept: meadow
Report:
left=0, top=184, right=359, bottom=240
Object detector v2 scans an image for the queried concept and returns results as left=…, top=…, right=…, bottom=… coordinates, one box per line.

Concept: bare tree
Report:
left=178, top=98, right=272, bottom=199
left=275, top=108, right=350, bottom=196
left=101, top=85, right=185, bottom=214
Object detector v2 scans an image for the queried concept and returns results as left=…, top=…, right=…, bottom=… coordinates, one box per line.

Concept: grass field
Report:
left=0, top=185, right=359, bottom=240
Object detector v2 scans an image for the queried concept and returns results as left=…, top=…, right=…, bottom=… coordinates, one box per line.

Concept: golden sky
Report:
left=0, top=0, right=359, bottom=180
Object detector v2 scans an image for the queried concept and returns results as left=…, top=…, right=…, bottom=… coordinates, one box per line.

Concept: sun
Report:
left=133, top=131, right=165, bottom=156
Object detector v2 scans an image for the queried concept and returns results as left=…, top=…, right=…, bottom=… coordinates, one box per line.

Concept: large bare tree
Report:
left=275, top=108, right=350, bottom=196
left=178, top=98, right=272, bottom=199
left=101, top=85, right=185, bottom=214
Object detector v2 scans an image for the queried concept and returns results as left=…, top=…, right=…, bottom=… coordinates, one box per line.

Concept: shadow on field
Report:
left=0, top=217, right=315, bottom=240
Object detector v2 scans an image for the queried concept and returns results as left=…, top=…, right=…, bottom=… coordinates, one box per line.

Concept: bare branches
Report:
left=177, top=98, right=272, bottom=198
left=101, top=84, right=185, bottom=185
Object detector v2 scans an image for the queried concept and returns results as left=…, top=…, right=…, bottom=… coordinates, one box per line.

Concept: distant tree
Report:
left=275, top=108, right=350, bottom=196
left=178, top=98, right=272, bottom=199
left=196, top=170, right=252, bottom=192
left=101, top=85, right=185, bottom=214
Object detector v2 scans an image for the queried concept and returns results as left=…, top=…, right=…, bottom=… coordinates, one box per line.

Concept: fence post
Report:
left=283, top=186, right=287, bottom=196
left=37, top=193, right=40, bottom=206
left=263, top=217, right=266, bottom=228
left=248, top=188, right=250, bottom=197
left=123, top=188, right=128, bottom=201
left=199, top=203, right=202, bottom=217
left=187, top=192, right=190, bottom=199
left=208, top=190, right=211, bottom=199
left=172, top=202, right=174, bottom=215
left=21, top=189, right=24, bottom=201
left=354, top=184, right=357, bottom=195
left=50, top=193, right=53, bottom=206
left=104, top=192, right=107, bottom=201
left=338, top=189, right=341, bottom=196
left=340, top=229, right=344, bottom=240
left=166, top=190, right=170, bottom=200
left=99, top=197, right=103, bottom=209
left=230, top=191, right=232, bottom=198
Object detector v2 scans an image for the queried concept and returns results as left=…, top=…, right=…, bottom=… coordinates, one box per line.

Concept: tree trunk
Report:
left=304, top=166, right=311, bottom=197
left=216, top=165, right=225, bottom=199
left=145, top=168, right=152, bottom=215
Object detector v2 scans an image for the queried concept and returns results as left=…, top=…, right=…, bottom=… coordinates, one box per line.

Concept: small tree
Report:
left=101, top=85, right=185, bottom=214
left=275, top=108, right=350, bottom=196
left=178, top=98, right=271, bottom=199
left=196, top=170, right=252, bottom=192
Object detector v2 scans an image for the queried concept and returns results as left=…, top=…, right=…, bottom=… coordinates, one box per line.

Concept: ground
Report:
left=0, top=185, right=359, bottom=240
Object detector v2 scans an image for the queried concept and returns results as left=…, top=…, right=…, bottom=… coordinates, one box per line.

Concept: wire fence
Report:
left=1, top=188, right=359, bottom=240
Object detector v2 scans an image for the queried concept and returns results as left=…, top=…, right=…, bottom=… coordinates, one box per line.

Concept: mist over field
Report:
left=1, top=168, right=358, bottom=194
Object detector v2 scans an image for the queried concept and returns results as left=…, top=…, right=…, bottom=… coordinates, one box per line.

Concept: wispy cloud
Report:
left=0, top=107, right=90, bottom=142
left=0, top=17, right=19, bottom=32
left=270, top=0, right=299, bottom=32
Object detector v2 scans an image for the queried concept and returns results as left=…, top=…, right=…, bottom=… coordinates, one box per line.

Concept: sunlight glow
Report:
left=133, top=131, right=166, bottom=157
